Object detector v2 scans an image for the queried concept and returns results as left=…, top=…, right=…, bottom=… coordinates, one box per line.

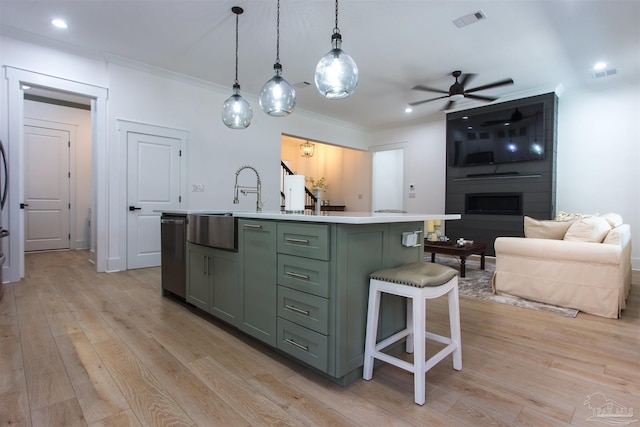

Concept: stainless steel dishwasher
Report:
left=161, top=214, right=187, bottom=298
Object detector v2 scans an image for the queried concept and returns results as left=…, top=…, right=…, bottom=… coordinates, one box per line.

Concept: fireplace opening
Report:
left=465, top=193, right=523, bottom=215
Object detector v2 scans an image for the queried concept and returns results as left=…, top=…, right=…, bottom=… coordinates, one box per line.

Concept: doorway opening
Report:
left=371, top=145, right=406, bottom=212
left=4, top=67, right=108, bottom=281
left=23, top=92, right=92, bottom=254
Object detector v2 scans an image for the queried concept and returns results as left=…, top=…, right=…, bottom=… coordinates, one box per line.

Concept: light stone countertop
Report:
left=158, top=210, right=460, bottom=224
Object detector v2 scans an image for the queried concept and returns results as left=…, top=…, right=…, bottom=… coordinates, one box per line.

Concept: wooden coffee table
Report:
left=423, top=240, right=487, bottom=278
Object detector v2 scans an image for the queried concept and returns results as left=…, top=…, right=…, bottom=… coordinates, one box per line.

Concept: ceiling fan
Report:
left=409, top=70, right=514, bottom=111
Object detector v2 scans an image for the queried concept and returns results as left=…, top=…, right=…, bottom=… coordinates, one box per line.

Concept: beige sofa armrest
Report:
left=494, top=236, right=622, bottom=265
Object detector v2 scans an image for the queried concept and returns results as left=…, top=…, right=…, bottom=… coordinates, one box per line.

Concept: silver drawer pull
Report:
left=285, top=237, right=309, bottom=244
left=285, top=338, right=309, bottom=352
left=285, top=271, right=310, bottom=280
left=243, top=224, right=262, bottom=229
left=285, top=304, right=310, bottom=316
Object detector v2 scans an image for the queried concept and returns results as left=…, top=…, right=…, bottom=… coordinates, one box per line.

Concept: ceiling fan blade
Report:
left=408, top=95, right=449, bottom=106
left=459, top=73, right=477, bottom=88
left=465, top=93, right=498, bottom=102
left=441, top=100, right=456, bottom=111
left=411, top=85, right=449, bottom=95
left=465, top=78, right=514, bottom=93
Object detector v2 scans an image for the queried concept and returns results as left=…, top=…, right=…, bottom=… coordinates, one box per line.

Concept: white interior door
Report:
left=127, top=132, right=181, bottom=269
left=372, top=148, right=405, bottom=212
left=24, top=125, right=70, bottom=251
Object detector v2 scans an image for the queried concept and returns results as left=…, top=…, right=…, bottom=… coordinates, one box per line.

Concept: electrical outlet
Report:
left=191, top=184, right=205, bottom=192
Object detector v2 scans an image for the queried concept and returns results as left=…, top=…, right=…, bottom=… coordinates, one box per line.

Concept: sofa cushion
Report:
left=524, top=216, right=574, bottom=239
left=564, top=217, right=611, bottom=243
left=600, top=212, right=623, bottom=228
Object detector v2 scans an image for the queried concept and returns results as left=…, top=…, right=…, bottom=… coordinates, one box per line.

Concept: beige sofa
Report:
left=493, top=213, right=632, bottom=318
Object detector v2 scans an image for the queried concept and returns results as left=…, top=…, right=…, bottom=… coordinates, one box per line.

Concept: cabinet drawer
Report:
left=277, top=254, right=329, bottom=298
left=277, top=286, right=329, bottom=335
left=277, top=318, right=328, bottom=372
left=277, top=223, right=330, bottom=260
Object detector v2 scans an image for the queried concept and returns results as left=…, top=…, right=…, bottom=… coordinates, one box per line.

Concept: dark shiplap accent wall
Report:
left=445, top=93, right=558, bottom=255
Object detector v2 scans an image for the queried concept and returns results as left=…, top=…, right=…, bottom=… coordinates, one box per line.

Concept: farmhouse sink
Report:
left=187, top=213, right=237, bottom=251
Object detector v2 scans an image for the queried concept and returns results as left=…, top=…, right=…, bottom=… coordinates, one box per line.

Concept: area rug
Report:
left=427, top=255, right=579, bottom=318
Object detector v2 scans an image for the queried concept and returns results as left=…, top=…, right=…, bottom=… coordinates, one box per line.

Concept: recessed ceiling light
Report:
left=51, top=18, right=68, bottom=29
left=404, top=107, right=413, bottom=113
left=593, top=61, right=607, bottom=71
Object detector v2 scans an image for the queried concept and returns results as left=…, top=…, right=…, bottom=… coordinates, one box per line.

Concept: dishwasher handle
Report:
left=161, top=218, right=186, bottom=225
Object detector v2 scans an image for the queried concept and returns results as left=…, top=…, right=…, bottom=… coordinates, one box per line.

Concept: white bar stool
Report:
left=363, top=261, right=462, bottom=405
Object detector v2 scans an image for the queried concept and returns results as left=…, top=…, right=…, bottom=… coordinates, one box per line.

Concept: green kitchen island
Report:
left=172, top=210, right=460, bottom=386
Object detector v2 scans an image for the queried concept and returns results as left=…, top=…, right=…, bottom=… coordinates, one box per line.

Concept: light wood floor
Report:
left=1, top=250, right=638, bottom=426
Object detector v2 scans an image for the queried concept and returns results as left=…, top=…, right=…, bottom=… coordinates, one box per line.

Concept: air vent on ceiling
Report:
left=453, top=10, right=487, bottom=28
left=593, top=69, right=617, bottom=79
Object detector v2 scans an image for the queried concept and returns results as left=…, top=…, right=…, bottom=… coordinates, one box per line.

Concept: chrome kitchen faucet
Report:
left=233, top=165, right=263, bottom=212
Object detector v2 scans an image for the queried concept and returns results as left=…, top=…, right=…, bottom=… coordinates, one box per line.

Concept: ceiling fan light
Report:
left=450, top=93, right=464, bottom=102
left=260, top=64, right=296, bottom=116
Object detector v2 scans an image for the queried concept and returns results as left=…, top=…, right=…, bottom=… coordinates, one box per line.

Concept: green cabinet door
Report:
left=186, top=242, right=211, bottom=311
left=210, top=248, right=239, bottom=326
left=238, top=219, right=277, bottom=346
left=187, top=242, right=239, bottom=325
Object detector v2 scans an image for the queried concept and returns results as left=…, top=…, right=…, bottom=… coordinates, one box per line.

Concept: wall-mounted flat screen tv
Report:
left=447, top=102, right=545, bottom=167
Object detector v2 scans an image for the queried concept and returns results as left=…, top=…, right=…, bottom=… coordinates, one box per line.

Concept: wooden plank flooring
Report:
left=1, top=250, right=638, bottom=426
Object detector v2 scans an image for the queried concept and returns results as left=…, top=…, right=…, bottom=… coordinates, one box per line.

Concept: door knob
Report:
left=129, top=206, right=142, bottom=211
left=20, top=203, right=29, bottom=209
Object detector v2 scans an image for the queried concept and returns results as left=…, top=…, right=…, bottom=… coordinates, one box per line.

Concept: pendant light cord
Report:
left=275, top=0, right=281, bottom=65
left=332, top=0, right=341, bottom=46
left=234, top=11, right=239, bottom=85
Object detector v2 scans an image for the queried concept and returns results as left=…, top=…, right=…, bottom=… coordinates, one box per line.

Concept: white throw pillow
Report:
left=524, top=216, right=574, bottom=239
left=564, top=217, right=611, bottom=243
left=600, top=212, right=623, bottom=228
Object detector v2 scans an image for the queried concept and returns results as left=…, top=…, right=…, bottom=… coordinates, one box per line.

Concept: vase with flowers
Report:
left=306, top=177, right=328, bottom=213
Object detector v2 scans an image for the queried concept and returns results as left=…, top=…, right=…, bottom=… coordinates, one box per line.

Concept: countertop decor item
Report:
left=221, top=6, right=253, bottom=129
left=259, top=0, right=296, bottom=117
left=314, top=0, right=358, bottom=99
left=305, top=176, right=327, bottom=190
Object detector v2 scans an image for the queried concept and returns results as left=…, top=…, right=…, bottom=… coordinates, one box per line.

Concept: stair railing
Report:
left=281, top=161, right=317, bottom=208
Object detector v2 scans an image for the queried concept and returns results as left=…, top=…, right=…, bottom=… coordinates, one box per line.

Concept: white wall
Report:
left=367, top=117, right=447, bottom=215
left=556, top=82, right=639, bottom=268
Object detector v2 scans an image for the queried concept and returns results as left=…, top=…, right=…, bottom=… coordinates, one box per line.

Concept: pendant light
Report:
left=259, top=0, right=296, bottom=116
left=314, top=0, right=358, bottom=99
left=222, top=6, right=253, bottom=129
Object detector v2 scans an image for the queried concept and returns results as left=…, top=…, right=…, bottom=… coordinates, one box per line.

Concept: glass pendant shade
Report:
left=259, top=64, right=296, bottom=116
left=222, top=6, right=251, bottom=130
left=315, top=33, right=358, bottom=99
left=222, top=83, right=253, bottom=129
